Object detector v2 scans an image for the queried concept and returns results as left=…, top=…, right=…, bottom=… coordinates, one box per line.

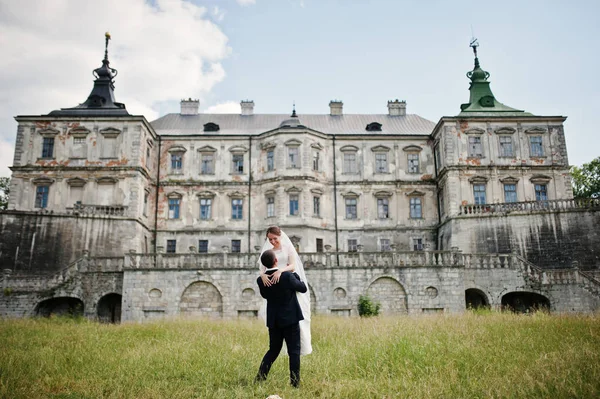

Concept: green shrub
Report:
left=358, top=295, right=380, bottom=317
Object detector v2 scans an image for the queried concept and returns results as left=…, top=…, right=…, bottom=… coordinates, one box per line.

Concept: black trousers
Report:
left=256, top=322, right=301, bottom=387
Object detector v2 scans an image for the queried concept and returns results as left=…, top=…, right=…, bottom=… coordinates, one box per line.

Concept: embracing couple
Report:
left=255, top=226, right=312, bottom=388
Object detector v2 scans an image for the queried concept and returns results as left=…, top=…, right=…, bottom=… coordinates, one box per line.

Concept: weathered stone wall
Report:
left=439, top=209, right=600, bottom=268
left=0, top=212, right=151, bottom=273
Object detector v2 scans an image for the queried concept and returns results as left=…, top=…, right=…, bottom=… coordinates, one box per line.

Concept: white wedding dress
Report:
left=258, top=232, right=312, bottom=356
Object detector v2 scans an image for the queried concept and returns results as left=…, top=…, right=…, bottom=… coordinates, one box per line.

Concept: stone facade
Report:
left=1, top=39, right=599, bottom=321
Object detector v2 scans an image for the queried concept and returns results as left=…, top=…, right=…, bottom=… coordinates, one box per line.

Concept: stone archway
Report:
left=35, top=297, right=84, bottom=318
left=465, top=288, right=489, bottom=310
left=179, top=281, right=223, bottom=317
left=97, top=293, right=122, bottom=323
left=366, top=277, right=408, bottom=315
left=501, top=292, right=550, bottom=313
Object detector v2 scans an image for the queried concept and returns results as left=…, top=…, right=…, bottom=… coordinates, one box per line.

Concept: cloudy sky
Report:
left=0, top=0, right=599, bottom=177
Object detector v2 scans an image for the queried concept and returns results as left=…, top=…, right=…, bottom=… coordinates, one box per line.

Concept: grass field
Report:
left=1, top=312, right=599, bottom=399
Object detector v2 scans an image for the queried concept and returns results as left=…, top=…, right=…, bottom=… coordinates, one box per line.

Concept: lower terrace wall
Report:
left=0, top=211, right=152, bottom=273
left=439, top=208, right=600, bottom=269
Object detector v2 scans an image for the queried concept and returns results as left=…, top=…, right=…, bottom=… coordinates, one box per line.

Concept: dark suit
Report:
left=256, top=269, right=307, bottom=387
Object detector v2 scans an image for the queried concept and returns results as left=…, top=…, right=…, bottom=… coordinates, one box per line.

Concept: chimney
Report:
left=181, top=98, right=199, bottom=115
left=329, top=100, right=343, bottom=116
left=387, top=99, right=406, bottom=116
left=241, top=100, right=254, bottom=116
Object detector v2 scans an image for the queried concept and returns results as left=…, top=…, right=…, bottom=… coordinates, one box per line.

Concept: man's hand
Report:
left=260, top=273, right=273, bottom=287
left=271, top=269, right=283, bottom=284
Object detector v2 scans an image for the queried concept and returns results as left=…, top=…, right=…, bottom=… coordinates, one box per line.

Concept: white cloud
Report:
left=204, top=101, right=241, bottom=114
left=237, top=0, right=256, bottom=6
left=0, top=140, right=14, bottom=178
left=212, top=6, right=226, bottom=22
left=0, top=0, right=231, bottom=176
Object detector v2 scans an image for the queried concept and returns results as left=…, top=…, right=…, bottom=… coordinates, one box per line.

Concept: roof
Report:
left=150, top=113, right=436, bottom=136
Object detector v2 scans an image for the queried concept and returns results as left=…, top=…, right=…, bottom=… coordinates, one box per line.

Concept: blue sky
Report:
left=0, top=0, right=598, bottom=176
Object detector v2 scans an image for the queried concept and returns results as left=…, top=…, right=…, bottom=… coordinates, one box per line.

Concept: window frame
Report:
left=166, top=239, right=177, bottom=253
left=348, top=239, right=358, bottom=252
left=289, top=194, right=300, bottom=216
left=345, top=197, right=358, bottom=219
left=504, top=183, right=517, bottom=203
left=473, top=184, right=487, bottom=205
left=409, top=197, right=422, bottom=219
left=198, top=240, right=208, bottom=253
left=266, top=150, right=275, bottom=172
left=266, top=196, right=275, bottom=218
left=231, top=239, right=241, bottom=253
left=231, top=198, right=243, bottom=220
left=168, top=196, right=181, bottom=219
left=529, top=136, right=544, bottom=157
left=199, top=197, right=212, bottom=220
left=35, top=185, right=50, bottom=209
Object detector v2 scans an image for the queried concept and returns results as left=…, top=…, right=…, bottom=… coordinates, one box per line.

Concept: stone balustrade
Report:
left=66, top=203, right=128, bottom=216
left=460, top=198, right=600, bottom=216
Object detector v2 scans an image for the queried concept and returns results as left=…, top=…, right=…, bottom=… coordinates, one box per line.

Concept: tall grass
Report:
left=1, top=312, right=599, bottom=398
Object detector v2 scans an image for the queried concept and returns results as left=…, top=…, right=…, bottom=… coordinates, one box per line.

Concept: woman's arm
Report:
left=271, top=247, right=296, bottom=283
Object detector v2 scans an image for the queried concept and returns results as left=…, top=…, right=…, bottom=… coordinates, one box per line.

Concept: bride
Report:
left=258, top=226, right=312, bottom=355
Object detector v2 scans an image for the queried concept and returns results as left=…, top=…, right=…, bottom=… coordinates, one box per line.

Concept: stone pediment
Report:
left=371, top=145, right=391, bottom=152
left=524, top=127, right=547, bottom=134
left=468, top=176, right=489, bottom=184
left=167, top=145, right=187, bottom=153
left=68, top=126, right=91, bottom=136
left=340, top=145, right=359, bottom=152
left=402, top=145, right=422, bottom=152
left=38, top=128, right=60, bottom=137
left=228, top=145, right=248, bottom=154
left=67, top=178, right=87, bottom=187
left=285, top=139, right=302, bottom=147
left=494, top=127, right=516, bottom=135
left=373, top=190, right=393, bottom=198
left=406, top=190, right=425, bottom=197
left=97, top=177, right=118, bottom=184
left=464, top=128, right=485, bottom=135
left=530, top=174, right=551, bottom=183
left=99, top=127, right=122, bottom=137
left=197, top=145, right=217, bottom=153
left=310, top=142, right=324, bottom=150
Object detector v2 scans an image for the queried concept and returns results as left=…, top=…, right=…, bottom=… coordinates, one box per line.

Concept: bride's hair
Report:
left=266, top=226, right=281, bottom=237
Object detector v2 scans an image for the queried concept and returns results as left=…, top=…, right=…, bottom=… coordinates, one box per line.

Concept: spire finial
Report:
left=470, top=36, right=480, bottom=68
left=104, top=32, right=111, bottom=61
left=291, top=101, right=297, bottom=117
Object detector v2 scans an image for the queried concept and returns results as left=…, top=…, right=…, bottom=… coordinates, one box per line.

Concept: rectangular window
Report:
left=71, top=137, right=87, bottom=158
left=439, top=189, right=445, bottom=216
left=348, top=239, right=358, bottom=252
left=343, top=153, right=357, bottom=174
left=413, top=238, right=423, bottom=251
left=35, top=186, right=49, bottom=208
left=473, top=184, right=487, bottom=205
left=468, top=136, right=483, bottom=158
left=408, top=153, right=420, bottom=173
left=530, top=136, right=544, bottom=157
left=380, top=239, right=391, bottom=252
left=499, top=136, right=514, bottom=157
left=504, top=184, right=517, bottom=203
left=143, top=193, right=148, bottom=216
left=171, top=154, right=182, bottom=170
left=316, top=238, right=323, bottom=253
left=377, top=198, right=389, bottom=219
left=146, top=146, right=151, bottom=168
left=168, top=198, right=180, bottom=219
left=198, top=240, right=208, bottom=253
left=345, top=198, right=357, bottom=219
left=232, top=198, right=243, bottom=219
left=435, top=145, right=442, bottom=169
left=535, top=184, right=548, bottom=201
left=166, top=240, right=177, bottom=253
left=313, top=196, right=320, bottom=217
left=201, top=154, right=214, bottom=175
left=288, top=147, right=299, bottom=168
left=289, top=194, right=299, bottom=216
left=312, top=151, right=320, bottom=171
left=375, top=153, right=388, bottom=173
left=200, top=198, right=212, bottom=220
left=42, top=137, right=54, bottom=158
left=232, top=154, right=244, bottom=174
left=231, top=240, right=241, bottom=253
left=410, top=197, right=422, bottom=218
left=267, top=150, right=274, bottom=172
left=267, top=197, right=275, bottom=217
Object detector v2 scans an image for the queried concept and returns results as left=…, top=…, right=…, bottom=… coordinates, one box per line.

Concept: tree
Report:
left=0, top=177, right=9, bottom=210
left=570, top=157, right=600, bottom=198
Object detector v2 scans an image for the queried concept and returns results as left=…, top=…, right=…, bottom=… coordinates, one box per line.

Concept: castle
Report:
left=1, top=35, right=598, bottom=322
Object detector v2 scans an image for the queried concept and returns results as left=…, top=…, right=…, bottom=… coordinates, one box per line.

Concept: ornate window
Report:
left=410, top=197, right=422, bottom=219
left=35, top=186, right=49, bottom=208
left=311, top=143, right=323, bottom=171
left=529, top=136, right=544, bottom=157
left=366, top=122, right=382, bottom=132
left=348, top=239, right=358, bottom=252
left=203, top=122, right=220, bottom=132
left=267, top=150, right=275, bottom=171
left=345, top=197, right=357, bottom=219
left=377, top=198, right=389, bottom=219
left=42, top=137, right=55, bottom=158
left=473, top=184, right=486, bottom=205
left=413, top=238, right=423, bottom=251
left=198, top=146, right=217, bottom=175
left=285, top=139, right=302, bottom=169
left=535, top=184, right=548, bottom=201
left=341, top=146, right=359, bottom=174
left=166, top=240, right=177, bottom=253
left=289, top=194, right=299, bottom=216
left=231, top=199, right=243, bottom=219
left=229, top=146, right=248, bottom=174
left=408, top=153, right=420, bottom=173
left=504, top=184, right=517, bottom=203
left=99, top=127, right=121, bottom=159
left=313, top=196, right=320, bottom=217
left=168, top=195, right=181, bottom=219
left=499, top=136, right=514, bottom=157
left=200, top=198, right=212, bottom=220
left=198, top=240, right=208, bottom=253
left=468, top=136, right=483, bottom=158
left=266, top=196, right=275, bottom=217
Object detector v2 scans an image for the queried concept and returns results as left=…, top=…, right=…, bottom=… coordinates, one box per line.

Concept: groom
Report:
left=255, top=249, right=307, bottom=388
